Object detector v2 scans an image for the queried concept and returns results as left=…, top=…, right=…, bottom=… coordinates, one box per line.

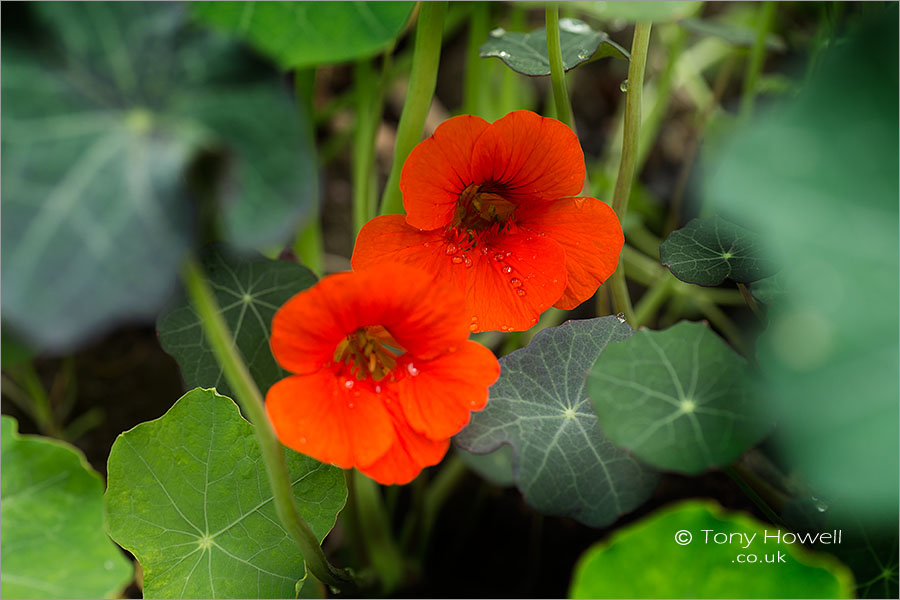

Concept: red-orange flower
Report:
left=352, top=110, right=624, bottom=333
left=265, top=264, right=500, bottom=485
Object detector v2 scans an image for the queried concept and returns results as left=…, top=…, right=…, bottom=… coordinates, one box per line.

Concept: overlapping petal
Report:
left=398, top=341, right=499, bottom=440
left=401, top=115, right=491, bottom=230
left=266, top=372, right=395, bottom=469
left=518, top=197, right=625, bottom=309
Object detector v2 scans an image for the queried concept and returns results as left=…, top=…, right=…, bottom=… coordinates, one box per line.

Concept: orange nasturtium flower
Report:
left=266, top=264, right=500, bottom=485
left=352, top=110, right=624, bottom=333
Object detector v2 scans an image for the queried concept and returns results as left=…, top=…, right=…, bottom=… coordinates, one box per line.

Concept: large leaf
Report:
left=192, top=2, right=415, bottom=70
left=1, top=416, right=133, bottom=599
left=589, top=321, right=770, bottom=474
left=659, top=216, right=778, bottom=286
left=104, top=388, right=346, bottom=599
left=704, top=9, right=899, bottom=522
left=455, top=317, right=659, bottom=528
left=1, top=3, right=316, bottom=351
left=481, top=18, right=628, bottom=77
left=569, top=500, right=855, bottom=599
left=158, top=245, right=316, bottom=398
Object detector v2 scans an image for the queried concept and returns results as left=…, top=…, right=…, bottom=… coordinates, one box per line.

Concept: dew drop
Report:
left=493, top=252, right=505, bottom=262
left=552, top=279, right=558, bottom=284
left=463, top=254, right=473, bottom=267
left=469, top=400, right=478, bottom=407
left=502, top=264, right=512, bottom=274
left=299, top=436, right=307, bottom=444
left=347, top=402, right=355, bottom=409
left=505, top=251, right=512, bottom=257
left=344, top=379, right=354, bottom=389
left=510, top=278, right=522, bottom=287
left=451, top=256, right=463, bottom=264
left=423, top=241, right=430, bottom=248
left=407, top=363, right=420, bottom=376
left=516, top=288, right=526, bottom=296
left=615, top=312, right=627, bottom=323
left=469, top=323, right=478, bottom=332
left=498, top=51, right=511, bottom=59
left=500, top=325, right=509, bottom=332
left=375, top=385, right=382, bottom=393
left=490, top=27, right=506, bottom=37
left=446, top=244, right=458, bottom=255
left=559, top=18, right=591, bottom=34
left=620, top=79, right=629, bottom=93
left=481, top=246, right=490, bottom=255
left=538, top=231, right=546, bottom=236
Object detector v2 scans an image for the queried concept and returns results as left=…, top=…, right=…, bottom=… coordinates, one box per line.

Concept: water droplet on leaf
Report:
left=620, top=79, right=629, bottom=93
left=615, top=312, right=626, bottom=323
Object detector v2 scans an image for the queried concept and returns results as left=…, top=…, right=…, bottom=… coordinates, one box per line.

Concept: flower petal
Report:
left=266, top=372, right=395, bottom=469
left=358, top=400, right=450, bottom=485
left=470, top=110, right=585, bottom=205
left=520, top=197, right=624, bottom=309
left=398, top=341, right=500, bottom=440
left=271, top=263, right=469, bottom=374
left=400, top=115, right=491, bottom=230
left=467, top=231, right=567, bottom=332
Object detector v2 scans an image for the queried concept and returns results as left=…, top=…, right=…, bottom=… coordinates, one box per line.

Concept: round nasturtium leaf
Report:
left=588, top=321, right=770, bottom=474
left=480, top=18, right=628, bottom=77
left=2, top=2, right=316, bottom=351
left=659, top=216, right=779, bottom=287
left=191, top=2, right=415, bottom=70
left=455, top=317, right=659, bottom=528
left=104, top=388, right=346, bottom=599
left=1, top=416, right=133, bottom=599
left=157, top=245, right=316, bottom=399
left=569, top=500, right=856, bottom=599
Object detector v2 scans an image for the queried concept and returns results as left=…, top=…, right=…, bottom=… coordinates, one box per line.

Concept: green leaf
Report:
left=680, top=17, right=786, bottom=50
left=659, top=216, right=778, bottom=286
left=750, top=271, right=788, bottom=305
left=157, top=245, right=316, bottom=398
left=574, top=1, right=702, bottom=23
left=192, top=2, right=415, bottom=70
left=455, top=317, right=659, bottom=527
left=1, top=3, right=316, bottom=351
left=104, top=388, right=346, bottom=599
left=569, top=500, right=856, bottom=599
left=455, top=445, right=514, bottom=487
left=589, top=321, right=770, bottom=474
left=704, top=10, right=899, bottom=522
left=1, top=416, right=133, bottom=599
left=480, top=19, right=628, bottom=77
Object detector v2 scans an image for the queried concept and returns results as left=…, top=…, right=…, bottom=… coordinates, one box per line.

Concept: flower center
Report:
left=453, top=184, right=517, bottom=231
left=334, top=327, right=400, bottom=382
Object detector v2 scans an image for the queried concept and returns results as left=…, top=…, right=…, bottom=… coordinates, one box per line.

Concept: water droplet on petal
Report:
left=469, top=323, right=478, bottom=332
left=493, top=252, right=505, bottom=262
left=463, top=254, right=473, bottom=267
left=620, top=79, right=629, bottom=93
left=446, top=244, right=458, bottom=255
left=552, top=279, right=558, bottom=283
left=469, top=400, right=478, bottom=407
left=510, top=278, right=522, bottom=287
left=538, top=231, right=546, bottom=236
left=348, top=402, right=355, bottom=409
left=505, top=251, right=512, bottom=257
left=299, top=436, right=307, bottom=444
left=375, top=385, right=382, bottom=393
left=502, top=264, right=512, bottom=274
left=423, top=241, right=430, bottom=248
left=344, top=379, right=354, bottom=389
left=516, top=288, right=526, bottom=296
left=452, top=256, right=463, bottom=264
left=481, top=246, right=490, bottom=255
left=407, top=363, right=420, bottom=376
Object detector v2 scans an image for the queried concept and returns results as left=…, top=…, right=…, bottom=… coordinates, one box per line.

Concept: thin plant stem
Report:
left=5, top=364, right=60, bottom=437
left=545, top=4, right=574, bottom=130
left=352, top=470, right=406, bottom=593
left=380, top=1, right=447, bottom=216
left=737, top=282, right=765, bottom=322
left=692, top=296, right=750, bottom=358
left=293, top=70, right=324, bottom=275
left=181, top=257, right=357, bottom=593
left=416, top=453, right=468, bottom=555
left=739, top=1, right=777, bottom=122
left=725, top=466, right=785, bottom=527
left=352, top=52, right=391, bottom=237
left=609, top=23, right=652, bottom=324
left=463, top=1, right=490, bottom=115
left=633, top=275, right=675, bottom=328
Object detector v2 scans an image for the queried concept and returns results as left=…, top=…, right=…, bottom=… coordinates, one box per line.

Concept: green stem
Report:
left=352, top=54, right=390, bottom=237
left=181, top=258, right=356, bottom=593
left=545, top=4, right=574, bottom=130
left=739, top=1, right=777, bottom=122
left=293, top=70, right=324, bottom=275
left=352, top=470, right=406, bottom=593
left=463, top=1, right=490, bottom=115
left=5, top=364, right=60, bottom=437
left=416, top=454, right=468, bottom=555
left=725, top=466, right=785, bottom=527
left=737, top=282, right=765, bottom=322
left=692, top=296, right=750, bottom=357
left=609, top=23, right=652, bottom=324
left=633, top=275, right=675, bottom=328
left=380, top=1, right=447, bottom=216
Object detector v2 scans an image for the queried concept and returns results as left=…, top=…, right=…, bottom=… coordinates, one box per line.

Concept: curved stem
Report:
left=739, top=1, right=777, bottom=122
left=352, top=52, right=392, bottom=237
left=293, top=70, right=324, bottom=276
left=380, top=1, right=447, bottom=216
left=181, top=258, right=357, bottom=593
left=352, top=470, right=405, bottom=593
left=545, top=4, right=574, bottom=130
left=609, top=23, right=652, bottom=324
